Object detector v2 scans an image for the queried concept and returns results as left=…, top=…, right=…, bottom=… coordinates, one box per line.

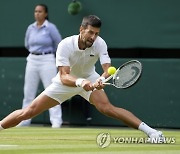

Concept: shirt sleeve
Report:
left=98, top=39, right=111, bottom=65
left=24, top=26, right=31, bottom=50
left=49, top=24, right=62, bottom=52
left=56, top=40, right=71, bottom=67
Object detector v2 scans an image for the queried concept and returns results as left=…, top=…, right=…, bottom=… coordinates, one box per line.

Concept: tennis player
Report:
left=0, top=15, right=164, bottom=142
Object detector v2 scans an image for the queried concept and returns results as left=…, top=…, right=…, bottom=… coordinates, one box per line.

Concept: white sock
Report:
left=138, top=122, right=156, bottom=136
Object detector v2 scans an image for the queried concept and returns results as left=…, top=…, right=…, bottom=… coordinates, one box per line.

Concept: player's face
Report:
left=80, top=25, right=100, bottom=48
left=34, top=6, right=47, bottom=22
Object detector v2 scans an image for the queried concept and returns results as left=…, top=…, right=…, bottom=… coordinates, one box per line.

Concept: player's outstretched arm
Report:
left=59, top=66, right=94, bottom=91
left=101, top=63, right=111, bottom=78
left=59, top=66, right=77, bottom=87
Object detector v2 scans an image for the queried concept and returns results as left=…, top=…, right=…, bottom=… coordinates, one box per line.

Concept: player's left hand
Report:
left=93, top=77, right=105, bottom=90
left=81, top=80, right=94, bottom=91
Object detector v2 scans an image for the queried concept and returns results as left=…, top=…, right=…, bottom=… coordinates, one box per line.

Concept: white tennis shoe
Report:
left=147, top=131, right=165, bottom=143
left=51, top=123, right=62, bottom=128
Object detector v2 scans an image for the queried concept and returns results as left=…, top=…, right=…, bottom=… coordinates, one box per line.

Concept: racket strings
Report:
left=113, top=63, right=141, bottom=88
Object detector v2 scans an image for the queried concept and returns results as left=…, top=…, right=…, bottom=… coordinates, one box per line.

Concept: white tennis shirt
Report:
left=52, top=35, right=111, bottom=84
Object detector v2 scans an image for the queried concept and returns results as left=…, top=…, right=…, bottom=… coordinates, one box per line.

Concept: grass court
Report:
left=0, top=126, right=179, bottom=154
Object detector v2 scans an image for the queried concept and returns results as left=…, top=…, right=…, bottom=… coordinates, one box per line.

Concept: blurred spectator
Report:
left=19, top=4, right=62, bottom=128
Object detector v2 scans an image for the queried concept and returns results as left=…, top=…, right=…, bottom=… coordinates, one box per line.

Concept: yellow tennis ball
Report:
left=108, top=66, right=116, bottom=75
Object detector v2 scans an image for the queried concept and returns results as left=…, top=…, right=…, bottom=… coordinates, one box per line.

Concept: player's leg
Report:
left=89, top=89, right=142, bottom=129
left=89, top=90, right=165, bottom=142
left=20, top=61, right=40, bottom=126
left=40, top=56, right=63, bottom=128
left=0, top=93, right=59, bottom=129
left=89, top=90, right=164, bottom=138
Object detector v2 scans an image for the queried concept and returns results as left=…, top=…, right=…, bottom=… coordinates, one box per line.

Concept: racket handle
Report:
left=103, top=83, right=111, bottom=85
left=103, top=75, right=113, bottom=83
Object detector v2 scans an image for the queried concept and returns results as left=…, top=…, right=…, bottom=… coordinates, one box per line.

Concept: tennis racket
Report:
left=103, top=60, right=142, bottom=89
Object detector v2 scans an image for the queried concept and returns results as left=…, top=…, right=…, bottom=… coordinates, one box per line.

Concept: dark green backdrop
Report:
left=0, top=58, right=180, bottom=128
left=1, top=0, right=180, bottom=48
left=0, top=0, right=180, bottom=128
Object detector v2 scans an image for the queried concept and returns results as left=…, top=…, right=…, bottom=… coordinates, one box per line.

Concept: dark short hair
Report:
left=36, top=4, right=49, bottom=20
left=81, top=15, right=101, bottom=28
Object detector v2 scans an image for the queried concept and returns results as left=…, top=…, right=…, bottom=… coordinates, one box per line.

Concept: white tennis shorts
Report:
left=43, top=73, right=100, bottom=104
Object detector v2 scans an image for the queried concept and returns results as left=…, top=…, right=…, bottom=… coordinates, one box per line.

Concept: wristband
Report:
left=75, top=78, right=86, bottom=87
left=99, top=76, right=105, bottom=83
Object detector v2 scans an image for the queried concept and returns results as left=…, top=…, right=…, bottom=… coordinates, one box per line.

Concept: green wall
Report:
left=1, top=0, right=180, bottom=48
left=0, top=58, right=180, bottom=128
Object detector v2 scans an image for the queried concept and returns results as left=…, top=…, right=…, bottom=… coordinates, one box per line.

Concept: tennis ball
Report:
left=108, top=66, right=116, bottom=75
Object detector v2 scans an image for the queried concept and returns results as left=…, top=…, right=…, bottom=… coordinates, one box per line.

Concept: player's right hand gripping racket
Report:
left=103, top=60, right=142, bottom=89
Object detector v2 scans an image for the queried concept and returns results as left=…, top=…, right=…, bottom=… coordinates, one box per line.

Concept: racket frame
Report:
left=103, top=60, right=142, bottom=88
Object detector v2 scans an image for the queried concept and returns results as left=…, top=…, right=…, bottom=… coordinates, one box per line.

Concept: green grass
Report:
left=0, top=126, right=179, bottom=154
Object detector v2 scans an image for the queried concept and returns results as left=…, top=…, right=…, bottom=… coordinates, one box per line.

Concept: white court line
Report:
left=0, top=145, right=18, bottom=147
